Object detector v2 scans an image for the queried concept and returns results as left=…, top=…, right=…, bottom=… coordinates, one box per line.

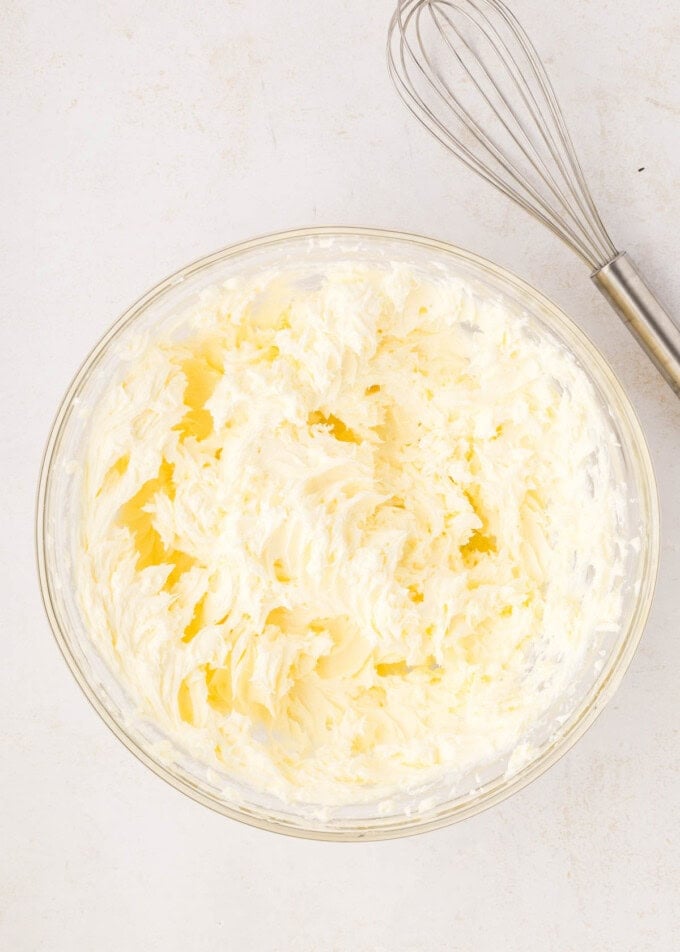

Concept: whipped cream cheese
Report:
left=77, top=263, right=623, bottom=805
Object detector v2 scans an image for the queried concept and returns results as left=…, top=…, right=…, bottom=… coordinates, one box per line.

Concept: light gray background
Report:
left=2, top=1, right=679, bottom=949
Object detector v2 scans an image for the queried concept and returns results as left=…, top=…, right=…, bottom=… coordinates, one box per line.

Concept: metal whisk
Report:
left=388, top=0, right=680, bottom=395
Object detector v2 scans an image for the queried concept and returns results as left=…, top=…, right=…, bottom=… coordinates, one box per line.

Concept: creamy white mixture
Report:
left=77, top=264, right=623, bottom=805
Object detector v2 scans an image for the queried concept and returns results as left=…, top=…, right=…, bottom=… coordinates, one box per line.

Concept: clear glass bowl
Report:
left=37, top=227, right=659, bottom=840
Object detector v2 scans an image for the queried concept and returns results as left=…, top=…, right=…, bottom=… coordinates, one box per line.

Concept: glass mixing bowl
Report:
left=37, top=227, right=659, bottom=840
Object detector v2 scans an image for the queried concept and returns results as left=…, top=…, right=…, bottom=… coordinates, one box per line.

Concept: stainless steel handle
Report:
left=593, top=252, right=680, bottom=396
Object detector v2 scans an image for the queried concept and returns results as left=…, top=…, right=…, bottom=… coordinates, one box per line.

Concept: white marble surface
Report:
left=2, top=0, right=679, bottom=949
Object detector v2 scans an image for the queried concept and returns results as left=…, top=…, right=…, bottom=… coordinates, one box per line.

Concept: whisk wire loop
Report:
left=387, top=0, right=618, bottom=269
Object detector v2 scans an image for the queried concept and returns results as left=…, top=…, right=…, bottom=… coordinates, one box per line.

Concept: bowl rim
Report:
left=36, top=225, right=660, bottom=841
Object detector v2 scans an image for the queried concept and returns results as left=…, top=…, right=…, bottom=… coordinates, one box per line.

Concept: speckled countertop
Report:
left=2, top=1, right=679, bottom=949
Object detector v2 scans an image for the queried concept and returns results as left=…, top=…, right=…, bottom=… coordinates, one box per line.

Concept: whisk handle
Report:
left=593, top=253, right=680, bottom=396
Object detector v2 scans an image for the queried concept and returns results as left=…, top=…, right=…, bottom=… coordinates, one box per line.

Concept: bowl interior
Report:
left=38, top=228, right=658, bottom=839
